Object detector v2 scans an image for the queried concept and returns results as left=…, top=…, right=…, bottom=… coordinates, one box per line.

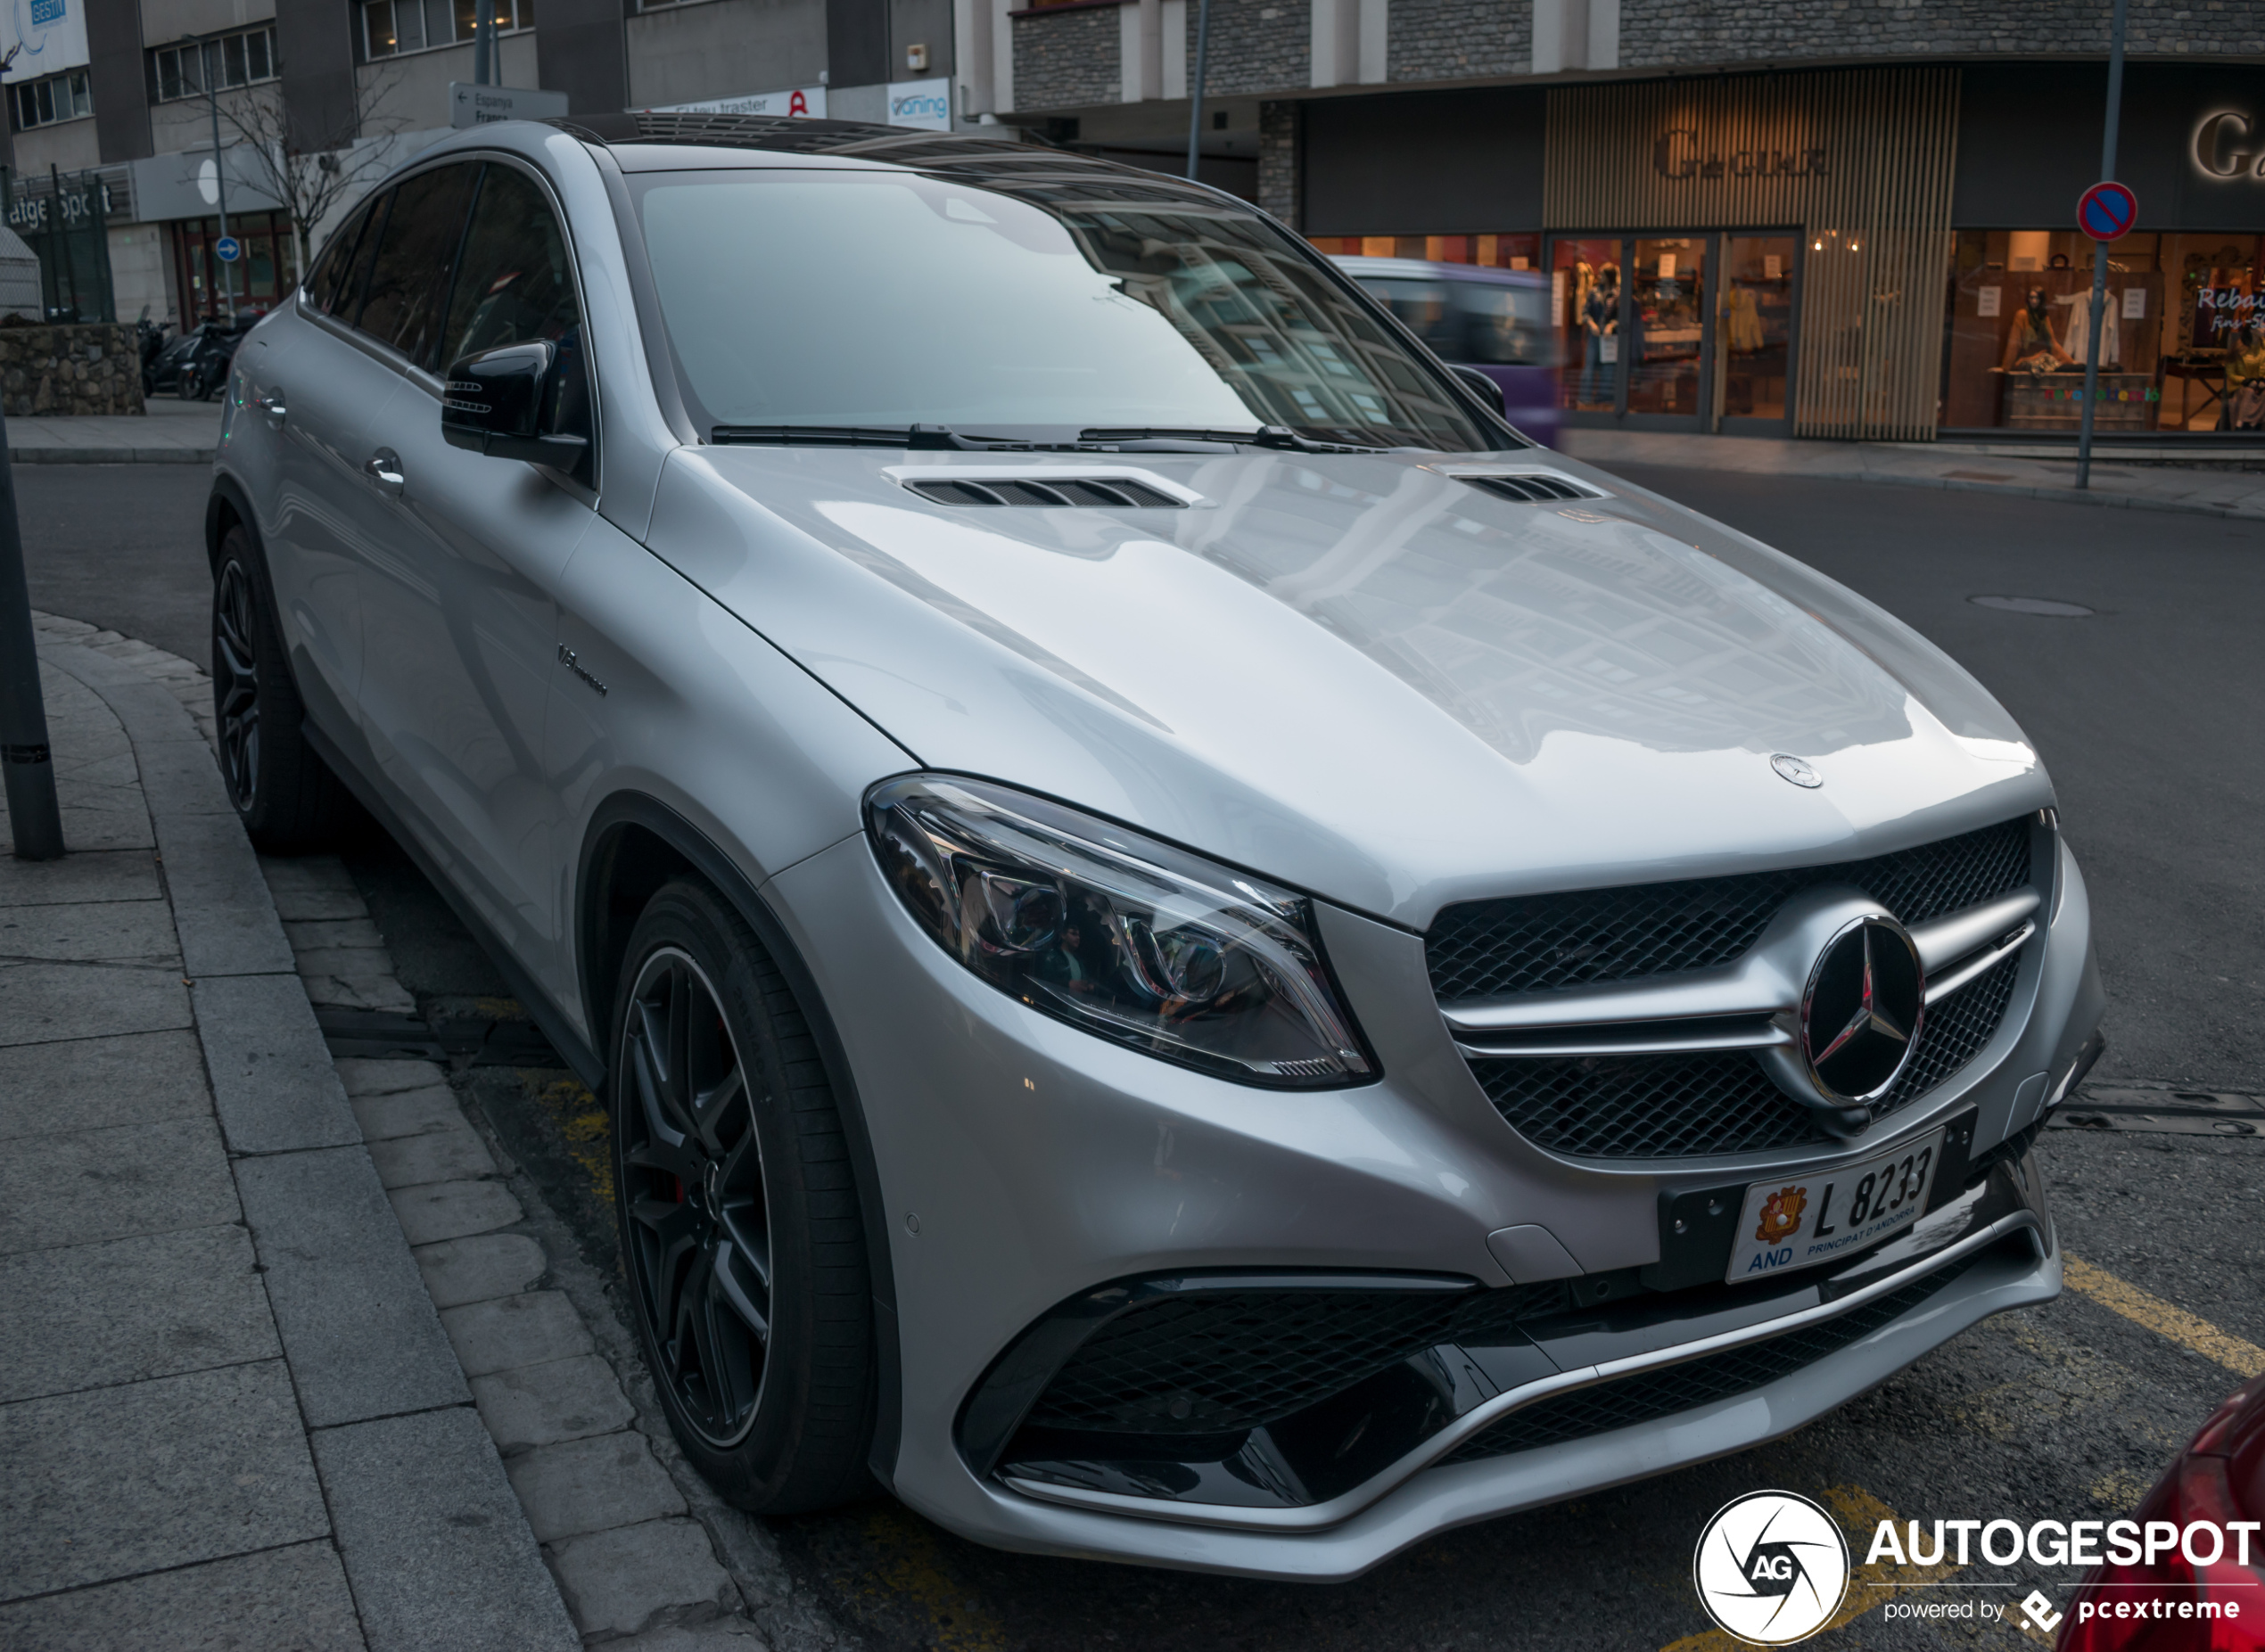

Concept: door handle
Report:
left=365, top=448, right=406, bottom=493
left=258, top=390, right=286, bottom=430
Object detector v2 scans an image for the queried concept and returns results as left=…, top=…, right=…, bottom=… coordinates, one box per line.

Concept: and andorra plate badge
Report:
left=1726, top=1127, right=1945, bottom=1283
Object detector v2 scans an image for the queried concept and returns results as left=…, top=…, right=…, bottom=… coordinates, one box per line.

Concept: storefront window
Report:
left=1941, top=229, right=2263, bottom=434
left=1307, top=234, right=1541, bottom=270
left=1628, top=238, right=1704, bottom=416
left=1716, top=236, right=1794, bottom=422
left=1552, top=238, right=1619, bottom=412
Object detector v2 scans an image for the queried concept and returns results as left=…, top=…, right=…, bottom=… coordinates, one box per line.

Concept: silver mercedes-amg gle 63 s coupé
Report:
left=209, top=112, right=2104, bottom=1580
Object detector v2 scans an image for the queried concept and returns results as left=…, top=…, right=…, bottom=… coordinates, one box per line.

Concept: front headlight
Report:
left=865, top=776, right=1375, bottom=1089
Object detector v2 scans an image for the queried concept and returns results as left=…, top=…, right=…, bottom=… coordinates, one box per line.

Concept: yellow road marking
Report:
left=1660, top=1485, right=1965, bottom=1652
left=2063, top=1254, right=2265, bottom=1377
left=526, top=1071, right=614, bottom=1208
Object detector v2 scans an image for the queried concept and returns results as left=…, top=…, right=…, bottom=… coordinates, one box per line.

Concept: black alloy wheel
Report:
left=208, top=523, right=346, bottom=851
left=620, top=944, right=774, bottom=1446
left=213, top=557, right=261, bottom=811
left=609, top=879, right=876, bottom=1513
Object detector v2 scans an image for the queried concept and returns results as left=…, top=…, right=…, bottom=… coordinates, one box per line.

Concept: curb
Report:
left=1559, top=447, right=2265, bottom=522
left=10, top=446, right=216, bottom=464
left=29, top=626, right=581, bottom=1651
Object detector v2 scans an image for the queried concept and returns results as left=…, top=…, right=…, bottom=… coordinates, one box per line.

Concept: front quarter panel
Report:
left=546, top=514, right=913, bottom=1048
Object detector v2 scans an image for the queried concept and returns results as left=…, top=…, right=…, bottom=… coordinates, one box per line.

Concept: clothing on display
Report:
left=1722, top=285, right=1766, bottom=353
left=2055, top=291, right=2121, bottom=369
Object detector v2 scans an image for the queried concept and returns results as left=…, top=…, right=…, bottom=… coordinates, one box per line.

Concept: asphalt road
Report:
left=19, top=462, right=2265, bottom=1652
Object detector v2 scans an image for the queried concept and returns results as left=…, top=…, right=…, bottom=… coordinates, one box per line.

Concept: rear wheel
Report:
left=211, top=524, right=347, bottom=851
left=610, top=879, right=876, bottom=1513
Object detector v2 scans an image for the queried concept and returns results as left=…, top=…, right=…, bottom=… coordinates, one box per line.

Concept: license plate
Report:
left=1726, top=1128, right=1945, bottom=1285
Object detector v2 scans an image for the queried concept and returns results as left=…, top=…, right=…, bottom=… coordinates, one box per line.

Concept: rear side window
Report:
left=307, top=200, right=376, bottom=315
left=322, top=191, right=391, bottom=322
left=439, top=165, right=581, bottom=368
left=356, top=163, right=478, bottom=366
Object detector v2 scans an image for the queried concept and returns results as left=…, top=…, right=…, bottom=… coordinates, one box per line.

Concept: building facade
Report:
left=999, top=0, right=2265, bottom=440
left=1, top=0, right=993, bottom=328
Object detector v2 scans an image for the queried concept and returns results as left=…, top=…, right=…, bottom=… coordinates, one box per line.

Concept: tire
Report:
left=211, top=523, right=349, bottom=851
left=609, top=879, right=877, bottom=1515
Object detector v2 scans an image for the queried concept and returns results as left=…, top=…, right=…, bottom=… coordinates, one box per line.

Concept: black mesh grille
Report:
left=1427, top=818, right=2031, bottom=1003
left=1461, top=474, right=1594, bottom=504
left=1025, top=1284, right=1568, bottom=1436
left=903, top=476, right=1182, bottom=508
left=1471, top=951, right=2023, bottom=1159
left=1441, top=1259, right=1973, bottom=1466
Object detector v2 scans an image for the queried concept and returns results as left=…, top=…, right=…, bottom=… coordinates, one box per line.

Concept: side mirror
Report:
left=442, top=339, right=590, bottom=474
left=1451, top=363, right=1508, bottom=417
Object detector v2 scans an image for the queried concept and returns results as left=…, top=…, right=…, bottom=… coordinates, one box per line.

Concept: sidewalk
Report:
left=8, top=396, right=221, bottom=464
left=1555, top=427, right=2265, bottom=521
left=2, top=614, right=834, bottom=1648
left=0, top=625, right=578, bottom=1648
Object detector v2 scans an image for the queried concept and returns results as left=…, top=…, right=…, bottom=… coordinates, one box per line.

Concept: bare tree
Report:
left=215, top=65, right=409, bottom=282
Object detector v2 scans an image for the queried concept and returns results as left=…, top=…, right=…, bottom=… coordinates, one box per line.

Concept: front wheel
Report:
left=610, top=879, right=877, bottom=1514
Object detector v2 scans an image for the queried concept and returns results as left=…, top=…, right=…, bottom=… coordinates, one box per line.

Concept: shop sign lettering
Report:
left=1652, top=129, right=1826, bottom=182
left=2193, top=111, right=2265, bottom=180
left=2196, top=286, right=2264, bottom=341
left=4, top=181, right=114, bottom=232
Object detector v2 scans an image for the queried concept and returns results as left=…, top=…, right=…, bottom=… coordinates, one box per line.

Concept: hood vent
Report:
left=1456, top=473, right=1606, bottom=505
left=904, top=477, right=1186, bottom=509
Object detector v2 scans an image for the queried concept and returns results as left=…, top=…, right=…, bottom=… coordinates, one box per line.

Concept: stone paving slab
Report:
left=0, top=1541, right=366, bottom=1652
left=0, top=1029, right=210, bottom=1141
left=506, top=1431, right=689, bottom=1544
left=314, top=1406, right=581, bottom=1652
left=415, top=1231, right=548, bottom=1308
left=234, top=1146, right=471, bottom=1430
left=0, top=1360, right=330, bottom=1601
left=0, top=848, right=161, bottom=908
left=0, top=960, right=191, bottom=1047
left=472, top=1354, right=639, bottom=1454
left=353, top=1081, right=471, bottom=1142
left=191, top=972, right=361, bottom=1155
left=441, top=1291, right=597, bottom=1378
left=0, top=1223, right=278, bottom=1404
left=7, top=399, right=222, bottom=464
left=367, top=1122, right=498, bottom=1189
left=0, top=1115, right=240, bottom=1255
left=389, top=1178, right=524, bottom=1245
left=548, top=1518, right=741, bottom=1640
left=0, top=898, right=181, bottom=965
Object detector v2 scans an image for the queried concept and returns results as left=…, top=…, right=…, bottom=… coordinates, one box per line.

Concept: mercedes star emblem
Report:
left=1771, top=753, right=1823, bottom=788
left=1800, top=916, right=1925, bottom=1109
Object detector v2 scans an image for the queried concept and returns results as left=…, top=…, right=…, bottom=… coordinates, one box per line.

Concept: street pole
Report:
left=2075, top=0, right=2128, bottom=492
left=1184, top=0, right=1211, bottom=182
left=0, top=399, right=63, bottom=860
left=205, top=39, right=235, bottom=322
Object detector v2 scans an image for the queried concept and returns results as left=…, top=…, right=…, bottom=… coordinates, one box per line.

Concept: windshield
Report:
left=1356, top=275, right=1555, bottom=367
left=630, top=168, right=1495, bottom=450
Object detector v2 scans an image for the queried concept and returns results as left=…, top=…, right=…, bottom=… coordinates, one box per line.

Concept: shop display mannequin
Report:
left=1580, top=265, right=1618, bottom=402
left=2002, top=286, right=2073, bottom=372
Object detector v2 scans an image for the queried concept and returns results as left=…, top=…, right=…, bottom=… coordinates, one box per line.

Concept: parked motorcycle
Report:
left=165, top=311, right=258, bottom=401
left=135, top=313, right=176, bottom=399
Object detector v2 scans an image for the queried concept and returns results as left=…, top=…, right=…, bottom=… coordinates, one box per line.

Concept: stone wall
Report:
left=1388, top=0, right=1527, bottom=83
left=1190, top=0, right=1310, bottom=96
left=1011, top=4, right=1123, bottom=111
left=0, top=323, right=144, bottom=417
left=1259, top=100, right=1299, bottom=224
left=1619, top=0, right=2265, bottom=67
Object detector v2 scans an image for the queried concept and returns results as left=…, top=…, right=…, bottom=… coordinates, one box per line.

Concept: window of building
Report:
left=152, top=28, right=277, bottom=102
left=9, top=69, right=93, bottom=131
left=1941, top=229, right=2264, bottom=434
left=362, top=0, right=531, bottom=60
left=171, top=210, right=300, bottom=325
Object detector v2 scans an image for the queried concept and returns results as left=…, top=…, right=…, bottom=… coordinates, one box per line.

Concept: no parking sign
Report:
left=2077, top=182, right=2137, bottom=242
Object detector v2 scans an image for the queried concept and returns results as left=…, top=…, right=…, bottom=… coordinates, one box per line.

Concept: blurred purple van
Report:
left=1331, top=256, right=1561, bottom=449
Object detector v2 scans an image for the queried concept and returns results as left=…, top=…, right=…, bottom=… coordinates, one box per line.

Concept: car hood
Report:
left=643, top=447, right=2049, bottom=929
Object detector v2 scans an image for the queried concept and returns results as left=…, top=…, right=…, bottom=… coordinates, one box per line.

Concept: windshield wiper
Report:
left=1077, top=425, right=1396, bottom=453
left=708, top=424, right=1025, bottom=449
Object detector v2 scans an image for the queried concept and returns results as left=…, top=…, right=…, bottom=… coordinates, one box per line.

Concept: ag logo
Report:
left=1693, top=1491, right=1850, bottom=1645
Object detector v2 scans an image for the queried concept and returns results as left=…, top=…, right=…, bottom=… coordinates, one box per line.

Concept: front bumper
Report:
left=763, top=829, right=2096, bottom=1580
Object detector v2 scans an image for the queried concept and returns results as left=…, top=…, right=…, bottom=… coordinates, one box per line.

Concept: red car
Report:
left=2057, top=1375, right=2265, bottom=1650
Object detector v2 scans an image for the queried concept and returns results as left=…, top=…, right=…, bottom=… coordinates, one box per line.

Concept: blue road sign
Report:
left=2077, top=182, right=2137, bottom=242
left=214, top=235, right=242, bottom=263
